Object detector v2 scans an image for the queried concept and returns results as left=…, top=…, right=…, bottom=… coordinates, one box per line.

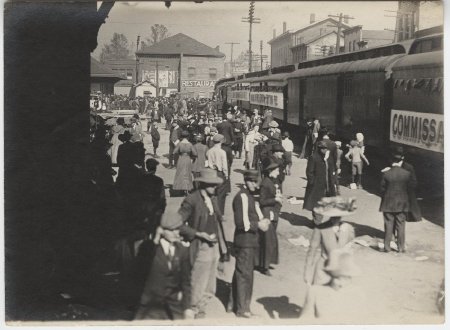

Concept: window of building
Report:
left=126, top=70, right=133, bottom=80
left=209, top=68, right=217, bottom=79
left=188, top=67, right=196, bottom=78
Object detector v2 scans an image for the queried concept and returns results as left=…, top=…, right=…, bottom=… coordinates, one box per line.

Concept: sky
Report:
left=92, top=1, right=439, bottom=62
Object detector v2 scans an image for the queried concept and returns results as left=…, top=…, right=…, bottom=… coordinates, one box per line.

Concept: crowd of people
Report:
left=87, top=97, right=423, bottom=322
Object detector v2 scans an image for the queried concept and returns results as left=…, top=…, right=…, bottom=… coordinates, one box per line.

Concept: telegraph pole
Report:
left=225, top=42, right=240, bottom=76
left=242, top=1, right=260, bottom=72
left=260, top=40, right=263, bottom=71
left=328, top=13, right=354, bottom=54
left=135, top=35, right=140, bottom=83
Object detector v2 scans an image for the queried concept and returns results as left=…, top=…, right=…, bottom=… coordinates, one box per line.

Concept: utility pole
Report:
left=242, top=1, right=260, bottom=72
left=135, top=35, right=140, bottom=83
left=328, top=13, right=354, bottom=54
left=225, top=42, right=240, bottom=76
left=260, top=40, right=263, bottom=71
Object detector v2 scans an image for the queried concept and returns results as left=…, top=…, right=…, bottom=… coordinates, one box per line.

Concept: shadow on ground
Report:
left=256, top=296, right=302, bottom=319
left=346, top=221, right=385, bottom=239
left=280, top=212, right=314, bottom=229
left=216, top=278, right=231, bottom=310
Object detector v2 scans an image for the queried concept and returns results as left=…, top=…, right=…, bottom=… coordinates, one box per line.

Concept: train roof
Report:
left=391, top=50, right=443, bottom=71
left=287, top=54, right=405, bottom=79
left=239, top=72, right=290, bottom=84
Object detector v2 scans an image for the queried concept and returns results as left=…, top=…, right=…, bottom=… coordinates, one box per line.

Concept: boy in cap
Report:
left=281, top=132, right=293, bottom=176
left=345, top=140, right=369, bottom=189
left=135, top=211, right=193, bottom=320
left=228, top=170, right=270, bottom=318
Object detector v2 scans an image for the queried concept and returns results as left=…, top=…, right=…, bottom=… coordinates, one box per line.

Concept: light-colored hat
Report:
left=335, top=141, right=342, bottom=147
left=160, top=211, right=183, bottom=230
left=324, top=249, right=362, bottom=277
left=194, top=168, right=224, bottom=185
left=313, top=196, right=357, bottom=217
left=269, top=120, right=279, bottom=128
left=212, top=133, right=225, bottom=143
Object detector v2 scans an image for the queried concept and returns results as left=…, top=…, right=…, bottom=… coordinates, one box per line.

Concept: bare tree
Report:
left=144, top=24, right=170, bottom=46
left=100, top=33, right=131, bottom=62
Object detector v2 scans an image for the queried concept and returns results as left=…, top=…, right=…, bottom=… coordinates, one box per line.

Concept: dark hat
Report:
left=180, top=130, right=190, bottom=138
left=272, top=144, right=285, bottom=152
left=212, top=134, right=225, bottom=143
left=282, top=131, right=290, bottom=138
left=261, top=157, right=279, bottom=173
left=118, top=130, right=132, bottom=142
left=391, top=145, right=405, bottom=159
left=210, top=126, right=218, bottom=133
left=145, top=158, right=159, bottom=171
left=194, top=168, right=224, bottom=185
left=243, top=169, right=259, bottom=182
left=317, top=140, right=328, bottom=149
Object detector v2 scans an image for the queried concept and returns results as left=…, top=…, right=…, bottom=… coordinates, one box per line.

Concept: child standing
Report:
left=281, top=131, right=294, bottom=176
left=345, top=140, right=369, bottom=189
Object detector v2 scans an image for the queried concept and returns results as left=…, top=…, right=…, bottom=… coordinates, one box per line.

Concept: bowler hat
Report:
left=324, top=249, right=362, bottom=278
left=313, top=196, right=357, bottom=217
left=261, top=157, right=279, bottom=173
left=391, top=145, right=405, bottom=160
left=118, top=130, right=132, bottom=142
left=269, top=120, right=279, bottom=128
left=212, top=134, right=225, bottom=143
left=194, top=168, right=224, bottom=185
left=272, top=144, right=285, bottom=153
left=243, top=169, right=259, bottom=182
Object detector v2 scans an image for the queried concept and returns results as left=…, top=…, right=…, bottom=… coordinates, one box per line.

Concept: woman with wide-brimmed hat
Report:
left=173, top=130, right=198, bottom=195
left=304, top=196, right=356, bottom=286
left=255, top=158, right=282, bottom=276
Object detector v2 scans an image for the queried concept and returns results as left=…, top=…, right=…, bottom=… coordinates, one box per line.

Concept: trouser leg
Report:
left=395, top=212, right=406, bottom=251
left=383, top=212, right=395, bottom=251
left=234, top=247, right=255, bottom=314
left=169, top=143, right=174, bottom=166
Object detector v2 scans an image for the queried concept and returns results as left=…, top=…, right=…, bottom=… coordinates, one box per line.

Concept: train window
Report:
left=344, top=76, right=353, bottom=96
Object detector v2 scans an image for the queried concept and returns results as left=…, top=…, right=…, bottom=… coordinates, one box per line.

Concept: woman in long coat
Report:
left=303, top=141, right=336, bottom=216
left=173, top=130, right=198, bottom=194
left=256, top=159, right=282, bottom=276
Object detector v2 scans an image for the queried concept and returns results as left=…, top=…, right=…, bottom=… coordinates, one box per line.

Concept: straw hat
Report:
left=313, top=197, right=357, bottom=217
left=212, top=134, right=225, bottom=143
left=193, top=168, right=224, bottom=185
left=269, top=120, right=279, bottom=128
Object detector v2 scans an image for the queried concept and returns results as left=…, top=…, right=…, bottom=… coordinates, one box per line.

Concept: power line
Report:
left=241, top=1, right=260, bottom=72
left=225, top=42, right=240, bottom=76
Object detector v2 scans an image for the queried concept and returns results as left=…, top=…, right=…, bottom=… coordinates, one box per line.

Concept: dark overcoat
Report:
left=303, top=152, right=336, bottom=211
left=379, top=166, right=414, bottom=212
left=402, top=161, right=422, bottom=221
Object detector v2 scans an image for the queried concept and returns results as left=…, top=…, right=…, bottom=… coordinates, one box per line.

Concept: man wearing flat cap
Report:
left=228, top=170, right=268, bottom=318
left=303, top=140, right=336, bottom=220
left=176, top=169, right=229, bottom=318
left=135, top=211, right=192, bottom=320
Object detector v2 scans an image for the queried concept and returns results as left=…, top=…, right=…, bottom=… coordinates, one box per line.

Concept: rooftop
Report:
left=91, top=57, right=124, bottom=80
left=137, top=33, right=225, bottom=58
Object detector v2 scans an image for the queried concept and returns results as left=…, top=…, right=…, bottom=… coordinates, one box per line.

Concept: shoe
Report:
left=236, top=312, right=252, bottom=318
left=382, top=248, right=391, bottom=253
left=261, top=269, right=272, bottom=276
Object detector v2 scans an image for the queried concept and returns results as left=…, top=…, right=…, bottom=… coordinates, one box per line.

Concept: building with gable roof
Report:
left=90, top=57, right=124, bottom=94
left=136, top=33, right=225, bottom=98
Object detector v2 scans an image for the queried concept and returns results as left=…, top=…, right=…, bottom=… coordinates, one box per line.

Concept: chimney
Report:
left=273, top=29, right=276, bottom=38
left=283, top=22, right=287, bottom=33
left=310, top=13, right=315, bottom=24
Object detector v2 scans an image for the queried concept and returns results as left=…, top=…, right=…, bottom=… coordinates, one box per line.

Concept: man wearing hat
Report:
left=303, top=140, right=336, bottom=219
left=141, top=158, right=166, bottom=237
left=268, top=144, right=286, bottom=189
left=379, top=149, right=415, bottom=253
left=169, top=120, right=182, bottom=168
left=135, top=211, right=192, bottom=320
left=176, top=169, right=229, bottom=319
left=302, top=248, right=367, bottom=323
left=228, top=170, right=270, bottom=317
left=216, top=113, right=235, bottom=147
left=206, top=126, right=218, bottom=148
left=206, top=134, right=229, bottom=214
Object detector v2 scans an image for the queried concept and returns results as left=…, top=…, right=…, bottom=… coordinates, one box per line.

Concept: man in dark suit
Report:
left=379, top=150, right=415, bottom=253
left=216, top=113, right=235, bottom=147
left=228, top=170, right=264, bottom=318
left=169, top=120, right=181, bottom=168
left=134, top=213, right=192, bottom=320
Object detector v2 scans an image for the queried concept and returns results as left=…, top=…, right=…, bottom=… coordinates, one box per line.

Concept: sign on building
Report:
left=181, top=80, right=216, bottom=88
left=250, top=92, right=284, bottom=109
left=390, top=109, right=443, bottom=153
left=229, top=90, right=250, bottom=102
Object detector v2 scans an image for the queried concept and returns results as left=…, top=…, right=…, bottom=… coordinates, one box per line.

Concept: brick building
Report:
left=136, top=33, right=225, bottom=98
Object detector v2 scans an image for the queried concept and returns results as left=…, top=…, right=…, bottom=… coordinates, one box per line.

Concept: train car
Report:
left=286, top=54, right=404, bottom=149
left=228, top=79, right=251, bottom=112
left=389, top=50, right=443, bottom=197
left=214, top=77, right=235, bottom=114
left=247, top=72, right=289, bottom=125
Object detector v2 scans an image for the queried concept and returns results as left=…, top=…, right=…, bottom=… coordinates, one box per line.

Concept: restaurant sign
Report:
left=181, top=80, right=216, bottom=88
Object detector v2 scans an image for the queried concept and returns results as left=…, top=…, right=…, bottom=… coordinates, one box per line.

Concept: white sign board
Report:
left=229, top=90, right=250, bottom=102
left=390, top=109, right=444, bottom=153
left=250, top=92, right=284, bottom=109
